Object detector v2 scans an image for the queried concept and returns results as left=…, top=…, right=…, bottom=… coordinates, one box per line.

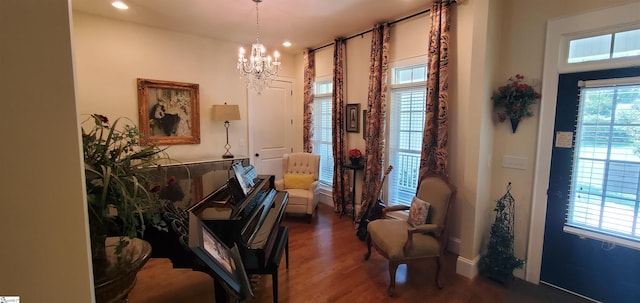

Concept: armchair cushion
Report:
left=407, top=196, right=430, bottom=227
left=283, top=173, right=315, bottom=189
left=368, top=219, right=439, bottom=260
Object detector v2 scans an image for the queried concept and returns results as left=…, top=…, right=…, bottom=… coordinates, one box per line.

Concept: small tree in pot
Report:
left=479, top=183, right=524, bottom=284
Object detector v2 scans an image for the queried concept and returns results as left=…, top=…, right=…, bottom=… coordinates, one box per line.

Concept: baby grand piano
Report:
left=145, top=159, right=288, bottom=302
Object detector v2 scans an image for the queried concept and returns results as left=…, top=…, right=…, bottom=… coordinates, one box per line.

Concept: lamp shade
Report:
left=212, top=104, right=241, bottom=121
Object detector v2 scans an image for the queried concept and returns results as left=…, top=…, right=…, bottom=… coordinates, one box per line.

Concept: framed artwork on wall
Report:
left=346, top=103, right=360, bottom=132
left=137, top=78, right=200, bottom=145
left=362, top=109, right=367, bottom=139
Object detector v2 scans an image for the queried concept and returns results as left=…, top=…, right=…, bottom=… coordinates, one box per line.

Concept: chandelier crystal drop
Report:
left=237, top=0, right=281, bottom=94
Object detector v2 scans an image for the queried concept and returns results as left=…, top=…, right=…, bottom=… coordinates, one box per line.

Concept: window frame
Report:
left=560, top=24, right=640, bottom=73
left=386, top=58, right=427, bottom=208
left=311, top=76, right=334, bottom=190
left=564, top=77, right=640, bottom=250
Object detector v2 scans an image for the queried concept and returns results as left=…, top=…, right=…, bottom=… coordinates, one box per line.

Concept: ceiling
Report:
left=71, top=0, right=432, bottom=55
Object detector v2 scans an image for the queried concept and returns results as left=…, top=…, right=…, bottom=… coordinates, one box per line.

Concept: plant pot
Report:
left=93, top=237, right=152, bottom=303
left=510, top=118, right=520, bottom=133
left=483, top=270, right=515, bottom=285
left=349, top=157, right=360, bottom=166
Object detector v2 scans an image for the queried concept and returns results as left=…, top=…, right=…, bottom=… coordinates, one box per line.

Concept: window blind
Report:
left=388, top=86, right=426, bottom=206
left=312, top=94, right=334, bottom=186
left=565, top=79, right=640, bottom=249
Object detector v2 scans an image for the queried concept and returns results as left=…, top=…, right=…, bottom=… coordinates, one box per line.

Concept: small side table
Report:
left=343, top=162, right=364, bottom=220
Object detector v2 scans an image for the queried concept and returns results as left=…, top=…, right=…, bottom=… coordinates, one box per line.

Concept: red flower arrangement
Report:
left=349, top=148, right=362, bottom=159
left=492, top=74, right=541, bottom=123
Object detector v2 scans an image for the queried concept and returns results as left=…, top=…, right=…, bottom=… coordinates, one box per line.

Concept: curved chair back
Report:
left=282, top=153, right=320, bottom=180
left=416, top=175, right=456, bottom=228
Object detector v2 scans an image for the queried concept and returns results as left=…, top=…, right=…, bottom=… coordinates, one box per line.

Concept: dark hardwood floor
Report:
left=246, top=203, right=507, bottom=303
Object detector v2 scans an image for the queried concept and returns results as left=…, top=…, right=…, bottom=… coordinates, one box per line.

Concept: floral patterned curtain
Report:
left=419, top=1, right=451, bottom=178
left=356, top=23, right=390, bottom=223
left=332, top=38, right=351, bottom=214
left=303, top=49, right=315, bottom=153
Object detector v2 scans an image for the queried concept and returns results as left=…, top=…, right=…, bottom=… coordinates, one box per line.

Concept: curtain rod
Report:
left=310, top=0, right=457, bottom=52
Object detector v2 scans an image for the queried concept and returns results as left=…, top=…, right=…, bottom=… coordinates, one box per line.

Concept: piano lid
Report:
left=148, top=158, right=249, bottom=211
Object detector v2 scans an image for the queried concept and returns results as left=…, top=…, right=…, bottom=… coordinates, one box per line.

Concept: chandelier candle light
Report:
left=237, top=0, right=281, bottom=94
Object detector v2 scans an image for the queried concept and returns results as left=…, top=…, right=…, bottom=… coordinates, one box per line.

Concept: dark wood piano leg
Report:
left=285, top=231, right=289, bottom=269
left=272, top=272, right=278, bottom=303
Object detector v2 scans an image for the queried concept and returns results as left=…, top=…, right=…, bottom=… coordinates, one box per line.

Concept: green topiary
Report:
left=479, top=183, right=524, bottom=283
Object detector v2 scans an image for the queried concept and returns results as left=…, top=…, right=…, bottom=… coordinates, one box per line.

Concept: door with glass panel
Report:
left=541, top=68, right=640, bottom=303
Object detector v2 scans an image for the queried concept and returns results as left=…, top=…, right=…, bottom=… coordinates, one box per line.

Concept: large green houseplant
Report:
left=82, top=114, right=168, bottom=259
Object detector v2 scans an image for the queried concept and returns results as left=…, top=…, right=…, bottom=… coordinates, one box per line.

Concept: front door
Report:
left=541, top=68, right=640, bottom=303
left=248, top=79, right=293, bottom=180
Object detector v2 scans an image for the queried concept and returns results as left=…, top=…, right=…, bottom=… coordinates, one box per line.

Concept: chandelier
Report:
left=237, top=0, right=281, bottom=94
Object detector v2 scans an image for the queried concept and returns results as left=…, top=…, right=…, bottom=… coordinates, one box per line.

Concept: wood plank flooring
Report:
left=246, top=203, right=507, bottom=303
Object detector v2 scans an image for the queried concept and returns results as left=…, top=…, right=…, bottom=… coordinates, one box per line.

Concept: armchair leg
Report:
left=388, top=261, right=399, bottom=297
left=435, top=255, right=443, bottom=289
left=364, top=233, right=372, bottom=260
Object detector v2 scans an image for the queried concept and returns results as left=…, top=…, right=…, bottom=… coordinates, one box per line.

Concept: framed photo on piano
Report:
left=188, top=213, right=253, bottom=300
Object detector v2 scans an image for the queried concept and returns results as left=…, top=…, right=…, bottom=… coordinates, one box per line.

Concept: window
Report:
left=568, top=28, right=640, bottom=63
left=566, top=78, right=640, bottom=247
left=312, top=80, right=334, bottom=186
left=387, top=64, right=427, bottom=206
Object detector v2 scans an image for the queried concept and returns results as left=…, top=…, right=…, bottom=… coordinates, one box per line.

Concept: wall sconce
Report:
left=212, top=103, right=241, bottom=158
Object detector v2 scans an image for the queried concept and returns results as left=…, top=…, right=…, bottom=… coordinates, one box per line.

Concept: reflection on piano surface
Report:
left=143, top=158, right=288, bottom=301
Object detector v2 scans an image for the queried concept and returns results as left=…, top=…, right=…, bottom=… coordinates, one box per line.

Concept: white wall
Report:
left=0, top=0, right=94, bottom=302
left=73, top=13, right=297, bottom=162
left=487, top=0, right=640, bottom=280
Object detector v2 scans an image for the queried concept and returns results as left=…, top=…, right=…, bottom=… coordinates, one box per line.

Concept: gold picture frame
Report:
left=137, top=78, right=200, bottom=145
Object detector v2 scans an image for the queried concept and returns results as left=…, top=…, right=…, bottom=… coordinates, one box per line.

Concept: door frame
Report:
left=528, top=2, right=640, bottom=283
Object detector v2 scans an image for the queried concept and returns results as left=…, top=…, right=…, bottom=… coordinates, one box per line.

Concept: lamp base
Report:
left=222, top=153, right=234, bottom=159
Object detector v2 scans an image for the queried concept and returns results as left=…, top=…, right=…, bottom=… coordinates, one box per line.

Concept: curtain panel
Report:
left=303, top=49, right=315, bottom=153
left=419, top=1, right=451, bottom=179
left=357, top=23, right=390, bottom=223
left=331, top=38, right=351, bottom=214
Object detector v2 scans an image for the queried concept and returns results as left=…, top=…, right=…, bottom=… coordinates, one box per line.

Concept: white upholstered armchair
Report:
left=274, top=152, right=320, bottom=223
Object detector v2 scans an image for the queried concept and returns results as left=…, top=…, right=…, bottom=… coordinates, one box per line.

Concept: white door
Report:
left=248, top=79, right=293, bottom=180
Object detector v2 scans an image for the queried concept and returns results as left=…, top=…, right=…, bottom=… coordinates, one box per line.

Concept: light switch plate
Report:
left=502, top=155, right=528, bottom=170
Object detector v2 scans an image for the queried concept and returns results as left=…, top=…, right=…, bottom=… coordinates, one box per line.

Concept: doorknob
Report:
left=255, top=153, right=260, bottom=157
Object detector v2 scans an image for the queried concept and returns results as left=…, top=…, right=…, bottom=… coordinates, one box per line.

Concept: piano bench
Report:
left=246, top=226, right=289, bottom=303
left=128, top=258, right=215, bottom=303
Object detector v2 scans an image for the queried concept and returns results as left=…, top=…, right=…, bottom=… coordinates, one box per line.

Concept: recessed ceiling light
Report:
left=282, top=41, right=292, bottom=47
left=112, top=1, right=129, bottom=10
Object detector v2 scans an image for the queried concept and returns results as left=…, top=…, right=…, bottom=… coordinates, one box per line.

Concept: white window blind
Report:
left=566, top=78, right=640, bottom=249
left=312, top=81, right=333, bottom=186
left=388, top=65, right=426, bottom=206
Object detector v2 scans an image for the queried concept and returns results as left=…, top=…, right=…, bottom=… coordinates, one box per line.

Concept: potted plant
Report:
left=478, top=183, right=524, bottom=284
left=348, top=148, right=362, bottom=166
left=492, top=74, right=541, bottom=133
left=83, top=114, right=177, bottom=301
left=82, top=114, right=176, bottom=260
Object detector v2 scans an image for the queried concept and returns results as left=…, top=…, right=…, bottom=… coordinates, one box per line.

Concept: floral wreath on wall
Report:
left=492, top=74, right=541, bottom=133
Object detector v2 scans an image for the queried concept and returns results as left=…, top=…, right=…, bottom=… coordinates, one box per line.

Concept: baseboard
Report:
left=447, top=237, right=460, bottom=254
left=318, top=190, right=333, bottom=206
left=513, top=262, right=525, bottom=279
left=456, top=254, right=479, bottom=279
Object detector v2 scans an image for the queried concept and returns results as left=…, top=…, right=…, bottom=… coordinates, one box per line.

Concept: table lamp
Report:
left=212, top=103, right=241, bottom=158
